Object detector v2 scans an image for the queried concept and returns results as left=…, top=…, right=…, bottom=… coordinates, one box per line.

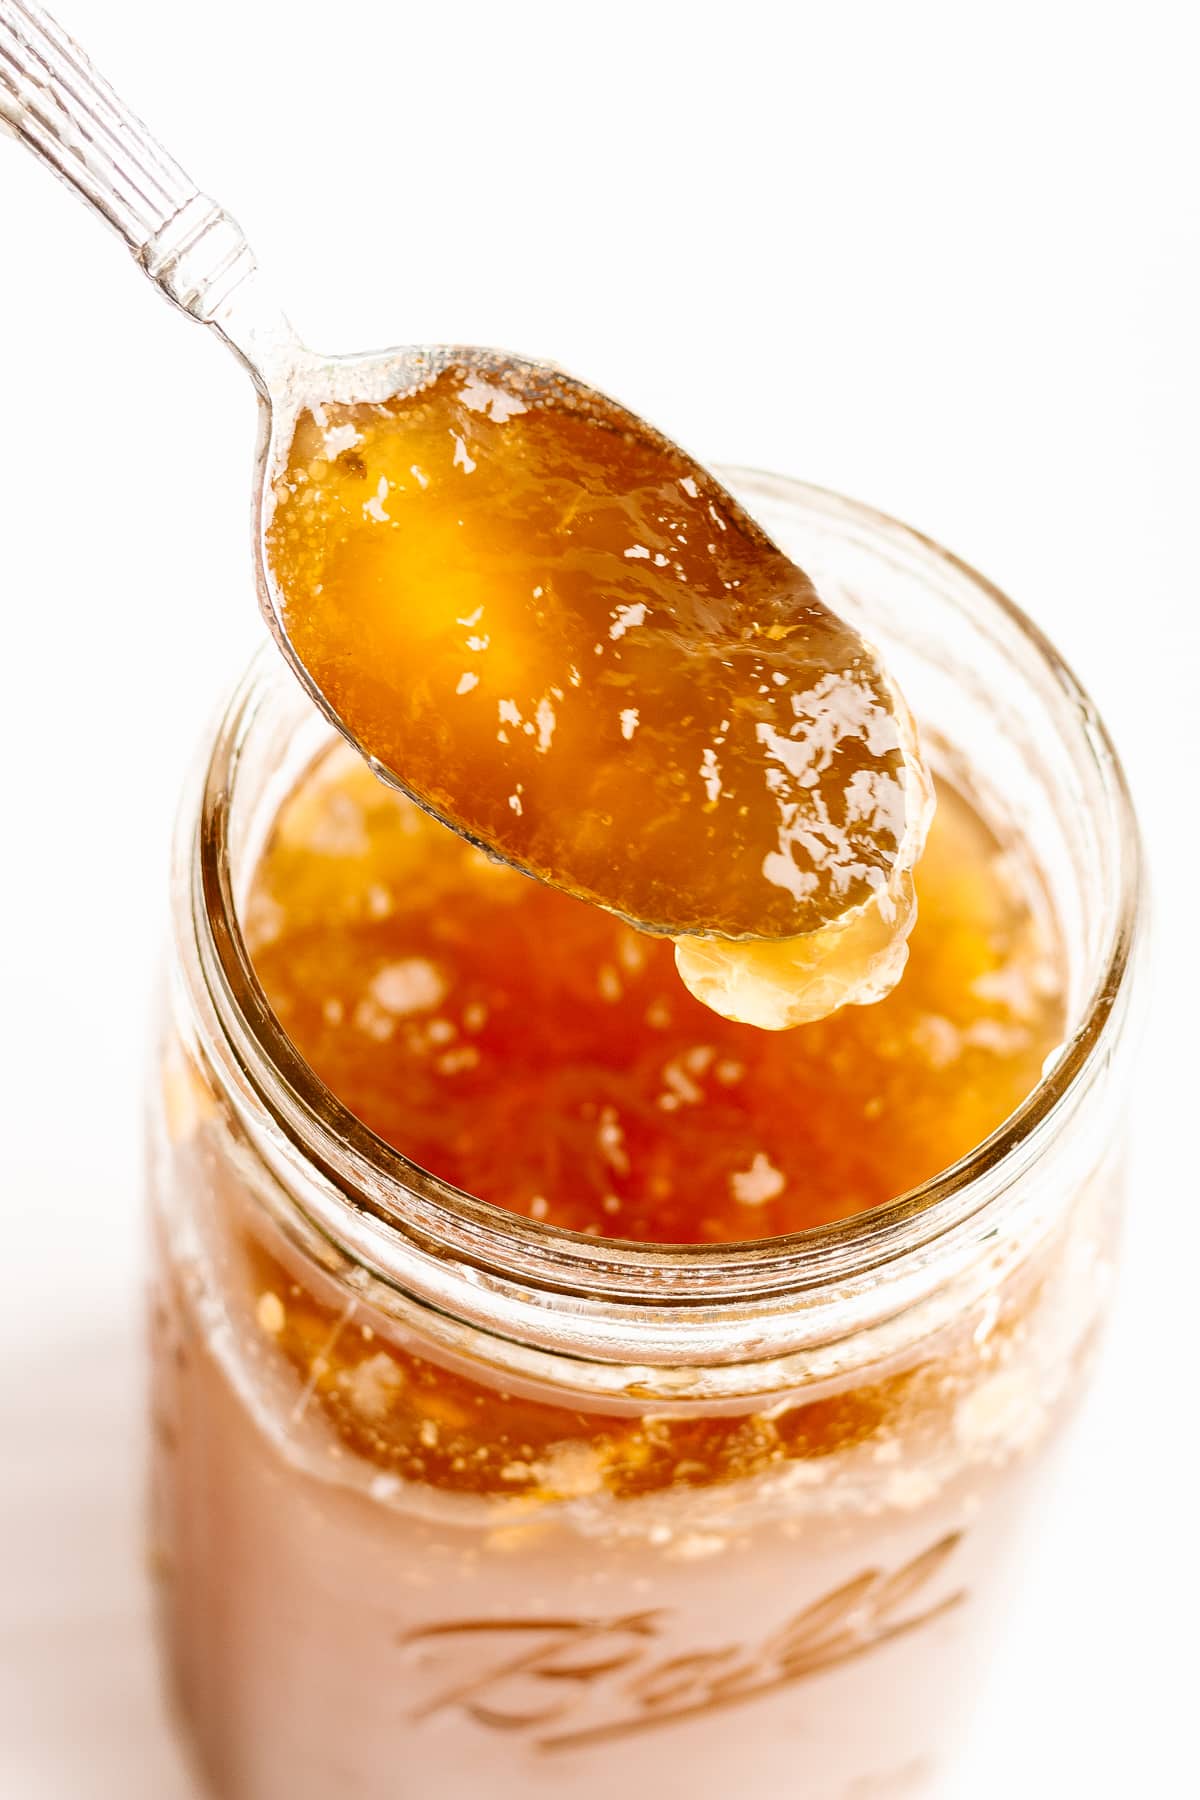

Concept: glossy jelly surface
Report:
left=266, top=363, right=932, bottom=1028
left=245, top=745, right=1062, bottom=1246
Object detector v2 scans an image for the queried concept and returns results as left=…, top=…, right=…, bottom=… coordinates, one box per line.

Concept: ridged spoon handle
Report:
left=0, top=0, right=301, bottom=387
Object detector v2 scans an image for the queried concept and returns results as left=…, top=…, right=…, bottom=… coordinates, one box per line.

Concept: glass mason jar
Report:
left=146, top=473, right=1143, bottom=1800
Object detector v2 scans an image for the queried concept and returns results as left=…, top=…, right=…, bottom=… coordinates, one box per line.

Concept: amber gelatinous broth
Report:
left=265, top=364, right=931, bottom=1029
left=248, top=744, right=1062, bottom=1245
left=228, top=745, right=1065, bottom=1499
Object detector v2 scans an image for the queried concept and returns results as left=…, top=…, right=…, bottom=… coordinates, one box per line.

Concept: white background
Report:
left=1, top=1, right=1197, bottom=1794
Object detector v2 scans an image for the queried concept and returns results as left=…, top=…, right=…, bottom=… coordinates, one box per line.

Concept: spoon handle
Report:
left=0, top=0, right=298, bottom=386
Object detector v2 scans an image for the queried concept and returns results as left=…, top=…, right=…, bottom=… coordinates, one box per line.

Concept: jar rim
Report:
left=187, top=470, right=1143, bottom=1324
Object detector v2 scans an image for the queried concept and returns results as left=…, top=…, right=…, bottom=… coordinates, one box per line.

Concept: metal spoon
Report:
left=0, top=0, right=931, bottom=1018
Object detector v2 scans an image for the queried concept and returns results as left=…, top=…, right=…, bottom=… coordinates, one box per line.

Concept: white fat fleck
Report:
left=597, top=1106, right=630, bottom=1173
left=700, top=747, right=722, bottom=804
left=660, top=1058, right=703, bottom=1106
left=620, top=707, right=640, bottom=741
left=498, top=698, right=523, bottom=727
left=410, top=463, right=429, bottom=489
left=352, top=999, right=395, bottom=1042
left=457, top=376, right=528, bottom=421
left=508, top=792, right=523, bottom=815
left=567, top=665, right=582, bottom=688
left=458, top=605, right=484, bottom=627
left=609, top=602, right=648, bottom=640
left=972, top=964, right=1043, bottom=1020
left=623, top=544, right=650, bottom=560
left=963, top=1019, right=1030, bottom=1056
left=362, top=476, right=390, bottom=522
left=912, top=1013, right=962, bottom=1068
left=466, top=634, right=490, bottom=652
left=617, top=930, right=648, bottom=974
left=679, top=475, right=699, bottom=498
left=730, top=1152, right=786, bottom=1206
left=322, top=422, right=362, bottom=457
left=256, top=1292, right=285, bottom=1334
left=455, top=671, right=479, bottom=696
left=535, top=696, right=557, bottom=753
left=342, top=1353, right=405, bottom=1422
left=653, top=552, right=669, bottom=568
left=598, top=964, right=622, bottom=1002
left=369, top=958, right=447, bottom=1016
left=534, top=1442, right=605, bottom=1499
left=246, top=892, right=285, bottom=947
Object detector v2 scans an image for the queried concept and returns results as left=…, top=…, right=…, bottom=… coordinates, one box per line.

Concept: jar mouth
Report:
left=189, top=472, right=1143, bottom=1311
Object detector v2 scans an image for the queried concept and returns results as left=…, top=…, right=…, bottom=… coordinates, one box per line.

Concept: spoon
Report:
left=0, top=0, right=932, bottom=1029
